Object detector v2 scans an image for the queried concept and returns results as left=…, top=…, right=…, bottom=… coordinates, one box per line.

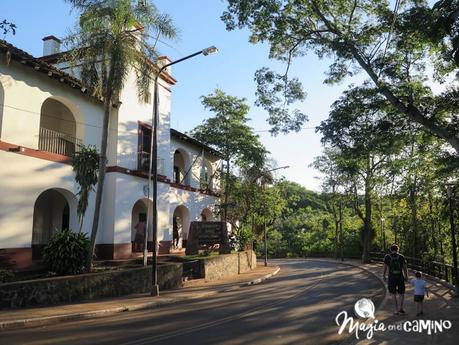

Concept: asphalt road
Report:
left=2, top=259, right=384, bottom=345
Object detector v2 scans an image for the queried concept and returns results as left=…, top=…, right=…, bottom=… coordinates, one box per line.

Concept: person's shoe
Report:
left=394, top=311, right=400, bottom=315
left=399, top=309, right=406, bottom=314
left=420, top=311, right=424, bottom=316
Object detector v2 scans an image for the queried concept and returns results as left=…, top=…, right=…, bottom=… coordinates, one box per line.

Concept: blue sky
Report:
left=0, top=0, right=360, bottom=191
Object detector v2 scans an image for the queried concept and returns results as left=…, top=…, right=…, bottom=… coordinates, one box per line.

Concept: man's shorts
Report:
left=414, top=295, right=424, bottom=302
left=388, top=276, right=405, bottom=294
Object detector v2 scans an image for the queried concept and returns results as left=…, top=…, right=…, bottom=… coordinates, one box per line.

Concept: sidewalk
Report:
left=322, top=259, right=458, bottom=345
left=0, top=264, right=280, bottom=331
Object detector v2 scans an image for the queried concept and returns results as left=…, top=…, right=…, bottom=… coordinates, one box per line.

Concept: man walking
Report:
left=383, top=244, right=409, bottom=315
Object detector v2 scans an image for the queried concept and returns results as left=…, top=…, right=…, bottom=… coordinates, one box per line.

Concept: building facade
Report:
left=0, top=38, right=222, bottom=269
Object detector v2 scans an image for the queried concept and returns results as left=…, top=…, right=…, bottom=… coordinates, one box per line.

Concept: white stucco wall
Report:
left=0, top=55, right=221, bottom=256
left=0, top=61, right=104, bottom=249
left=170, top=137, right=221, bottom=191
left=0, top=61, right=104, bottom=150
left=0, top=151, right=96, bottom=248
left=116, top=68, right=172, bottom=175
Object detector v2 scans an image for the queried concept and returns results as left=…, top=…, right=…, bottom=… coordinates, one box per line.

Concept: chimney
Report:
left=42, top=36, right=61, bottom=56
left=158, top=56, right=172, bottom=75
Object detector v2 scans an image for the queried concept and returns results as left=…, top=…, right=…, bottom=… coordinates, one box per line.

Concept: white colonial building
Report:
left=0, top=37, right=222, bottom=269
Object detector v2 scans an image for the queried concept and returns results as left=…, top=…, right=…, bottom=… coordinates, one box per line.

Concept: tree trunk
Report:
left=362, top=175, right=373, bottom=264
left=428, top=193, right=438, bottom=259
left=87, top=62, right=114, bottom=271
left=87, top=99, right=110, bottom=270
left=409, top=181, right=418, bottom=258
left=347, top=45, right=459, bottom=154
left=224, top=159, right=230, bottom=222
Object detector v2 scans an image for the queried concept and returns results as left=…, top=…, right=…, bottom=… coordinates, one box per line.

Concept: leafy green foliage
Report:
left=64, top=0, right=176, bottom=269
left=222, top=0, right=459, bottom=153
left=43, top=229, right=90, bottom=275
left=71, top=145, right=99, bottom=227
left=0, top=20, right=16, bottom=36
left=191, top=89, right=268, bottom=168
left=0, top=268, right=14, bottom=283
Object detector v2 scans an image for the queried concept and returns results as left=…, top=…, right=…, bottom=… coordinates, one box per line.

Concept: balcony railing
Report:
left=116, top=152, right=165, bottom=176
left=38, top=127, right=82, bottom=157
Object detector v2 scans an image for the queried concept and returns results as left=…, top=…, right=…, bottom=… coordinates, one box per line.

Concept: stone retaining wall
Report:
left=0, top=262, right=182, bottom=309
left=202, top=250, right=256, bottom=281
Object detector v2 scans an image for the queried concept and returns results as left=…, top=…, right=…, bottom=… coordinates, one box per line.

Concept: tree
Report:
left=0, top=20, right=16, bottom=36
left=190, top=89, right=269, bottom=221
left=71, top=145, right=99, bottom=232
left=312, top=147, right=346, bottom=259
left=64, top=0, right=176, bottom=268
left=317, top=86, right=406, bottom=262
left=222, top=1, right=459, bottom=153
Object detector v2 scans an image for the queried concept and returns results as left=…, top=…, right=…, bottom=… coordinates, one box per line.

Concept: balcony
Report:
left=38, top=127, right=82, bottom=157
left=116, top=152, right=165, bottom=176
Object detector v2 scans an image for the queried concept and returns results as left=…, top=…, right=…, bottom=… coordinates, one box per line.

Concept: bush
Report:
left=42, top=229, right=90, bottom=275
left=0, top=268, right=14, bottom=283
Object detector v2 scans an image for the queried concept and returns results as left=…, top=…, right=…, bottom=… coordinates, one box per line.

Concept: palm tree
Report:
left=64, top=0, right=176, bottom=269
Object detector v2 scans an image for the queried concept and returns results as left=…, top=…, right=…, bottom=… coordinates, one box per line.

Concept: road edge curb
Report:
left=0, top=266, right=281, bottom=331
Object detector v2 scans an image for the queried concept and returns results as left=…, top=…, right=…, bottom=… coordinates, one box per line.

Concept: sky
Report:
left=0, top=0, right=363, bottom=191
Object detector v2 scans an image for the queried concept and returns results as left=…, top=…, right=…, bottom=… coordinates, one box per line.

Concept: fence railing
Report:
left=116, top=152, right=165, bottom=176
left=370, top=251, right=457, bottom=286
left=38, top=127, right=82, bottom=157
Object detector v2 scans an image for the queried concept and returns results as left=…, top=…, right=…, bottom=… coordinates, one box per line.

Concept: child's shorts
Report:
left=414, top=295, right=424, bottom=302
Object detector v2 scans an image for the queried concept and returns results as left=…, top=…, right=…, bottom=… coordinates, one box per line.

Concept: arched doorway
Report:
left=39, top=98, right=80, bottom=156
left=131, top=199, right=153, bottom=253
left=173, top=149, right=190, bottom=185
left=32, top=188, right=78, bottom=259
left=172, top=205, right=190, bottom=248
left=0, top=81, right=4, bottom=139
left=201, top=208, right=214, bottom=221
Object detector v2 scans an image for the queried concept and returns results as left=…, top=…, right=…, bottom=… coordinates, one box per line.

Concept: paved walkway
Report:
left=308, top=259, right=458, bottom=345
left=0, top=265, right=279, bottom=331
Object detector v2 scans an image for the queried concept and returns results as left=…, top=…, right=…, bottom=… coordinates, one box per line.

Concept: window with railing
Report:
left=38, top=127, right=82, bottom=156
left=136, top=123, right=165, bottom=175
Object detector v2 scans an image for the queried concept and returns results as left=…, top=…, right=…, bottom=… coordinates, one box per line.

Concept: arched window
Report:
left=173, top=149, right=190, bottom=185
left=200, top=159, right=213, bottom=190
left=39, top=98, right=80, bottom=156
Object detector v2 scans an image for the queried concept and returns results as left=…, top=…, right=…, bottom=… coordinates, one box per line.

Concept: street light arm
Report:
left=154, top=46, right=218, bottom=83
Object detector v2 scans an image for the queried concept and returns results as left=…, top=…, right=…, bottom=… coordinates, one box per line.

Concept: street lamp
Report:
left=147, top=46, right=218, bottom=296
left=259, top=165, right=289, bottom=267
left=446, top=183, right=458, bottom=296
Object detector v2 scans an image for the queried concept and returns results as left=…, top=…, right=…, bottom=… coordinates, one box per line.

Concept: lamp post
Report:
left=147, top=46, right=218, bottom=296
left=259, top=165, right=289, bottom=267
left=446, top=183, right=458, bottom=296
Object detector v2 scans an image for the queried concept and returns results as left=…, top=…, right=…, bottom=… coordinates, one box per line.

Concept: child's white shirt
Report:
left=411, top=278, right=426, bottom=296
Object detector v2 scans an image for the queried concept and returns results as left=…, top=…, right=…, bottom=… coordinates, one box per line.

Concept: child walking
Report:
left=411, top=271, right=429, bottom=316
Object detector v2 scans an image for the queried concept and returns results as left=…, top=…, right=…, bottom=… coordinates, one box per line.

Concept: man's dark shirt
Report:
left=384, top=252, right=406, bottom=278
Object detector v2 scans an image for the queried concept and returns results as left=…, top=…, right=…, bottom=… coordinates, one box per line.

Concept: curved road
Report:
left=3, top=259, right=384, bottom=345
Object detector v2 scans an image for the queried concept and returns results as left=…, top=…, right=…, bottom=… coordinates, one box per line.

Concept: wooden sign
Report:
left=185, top=221, right=231, bottom=255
